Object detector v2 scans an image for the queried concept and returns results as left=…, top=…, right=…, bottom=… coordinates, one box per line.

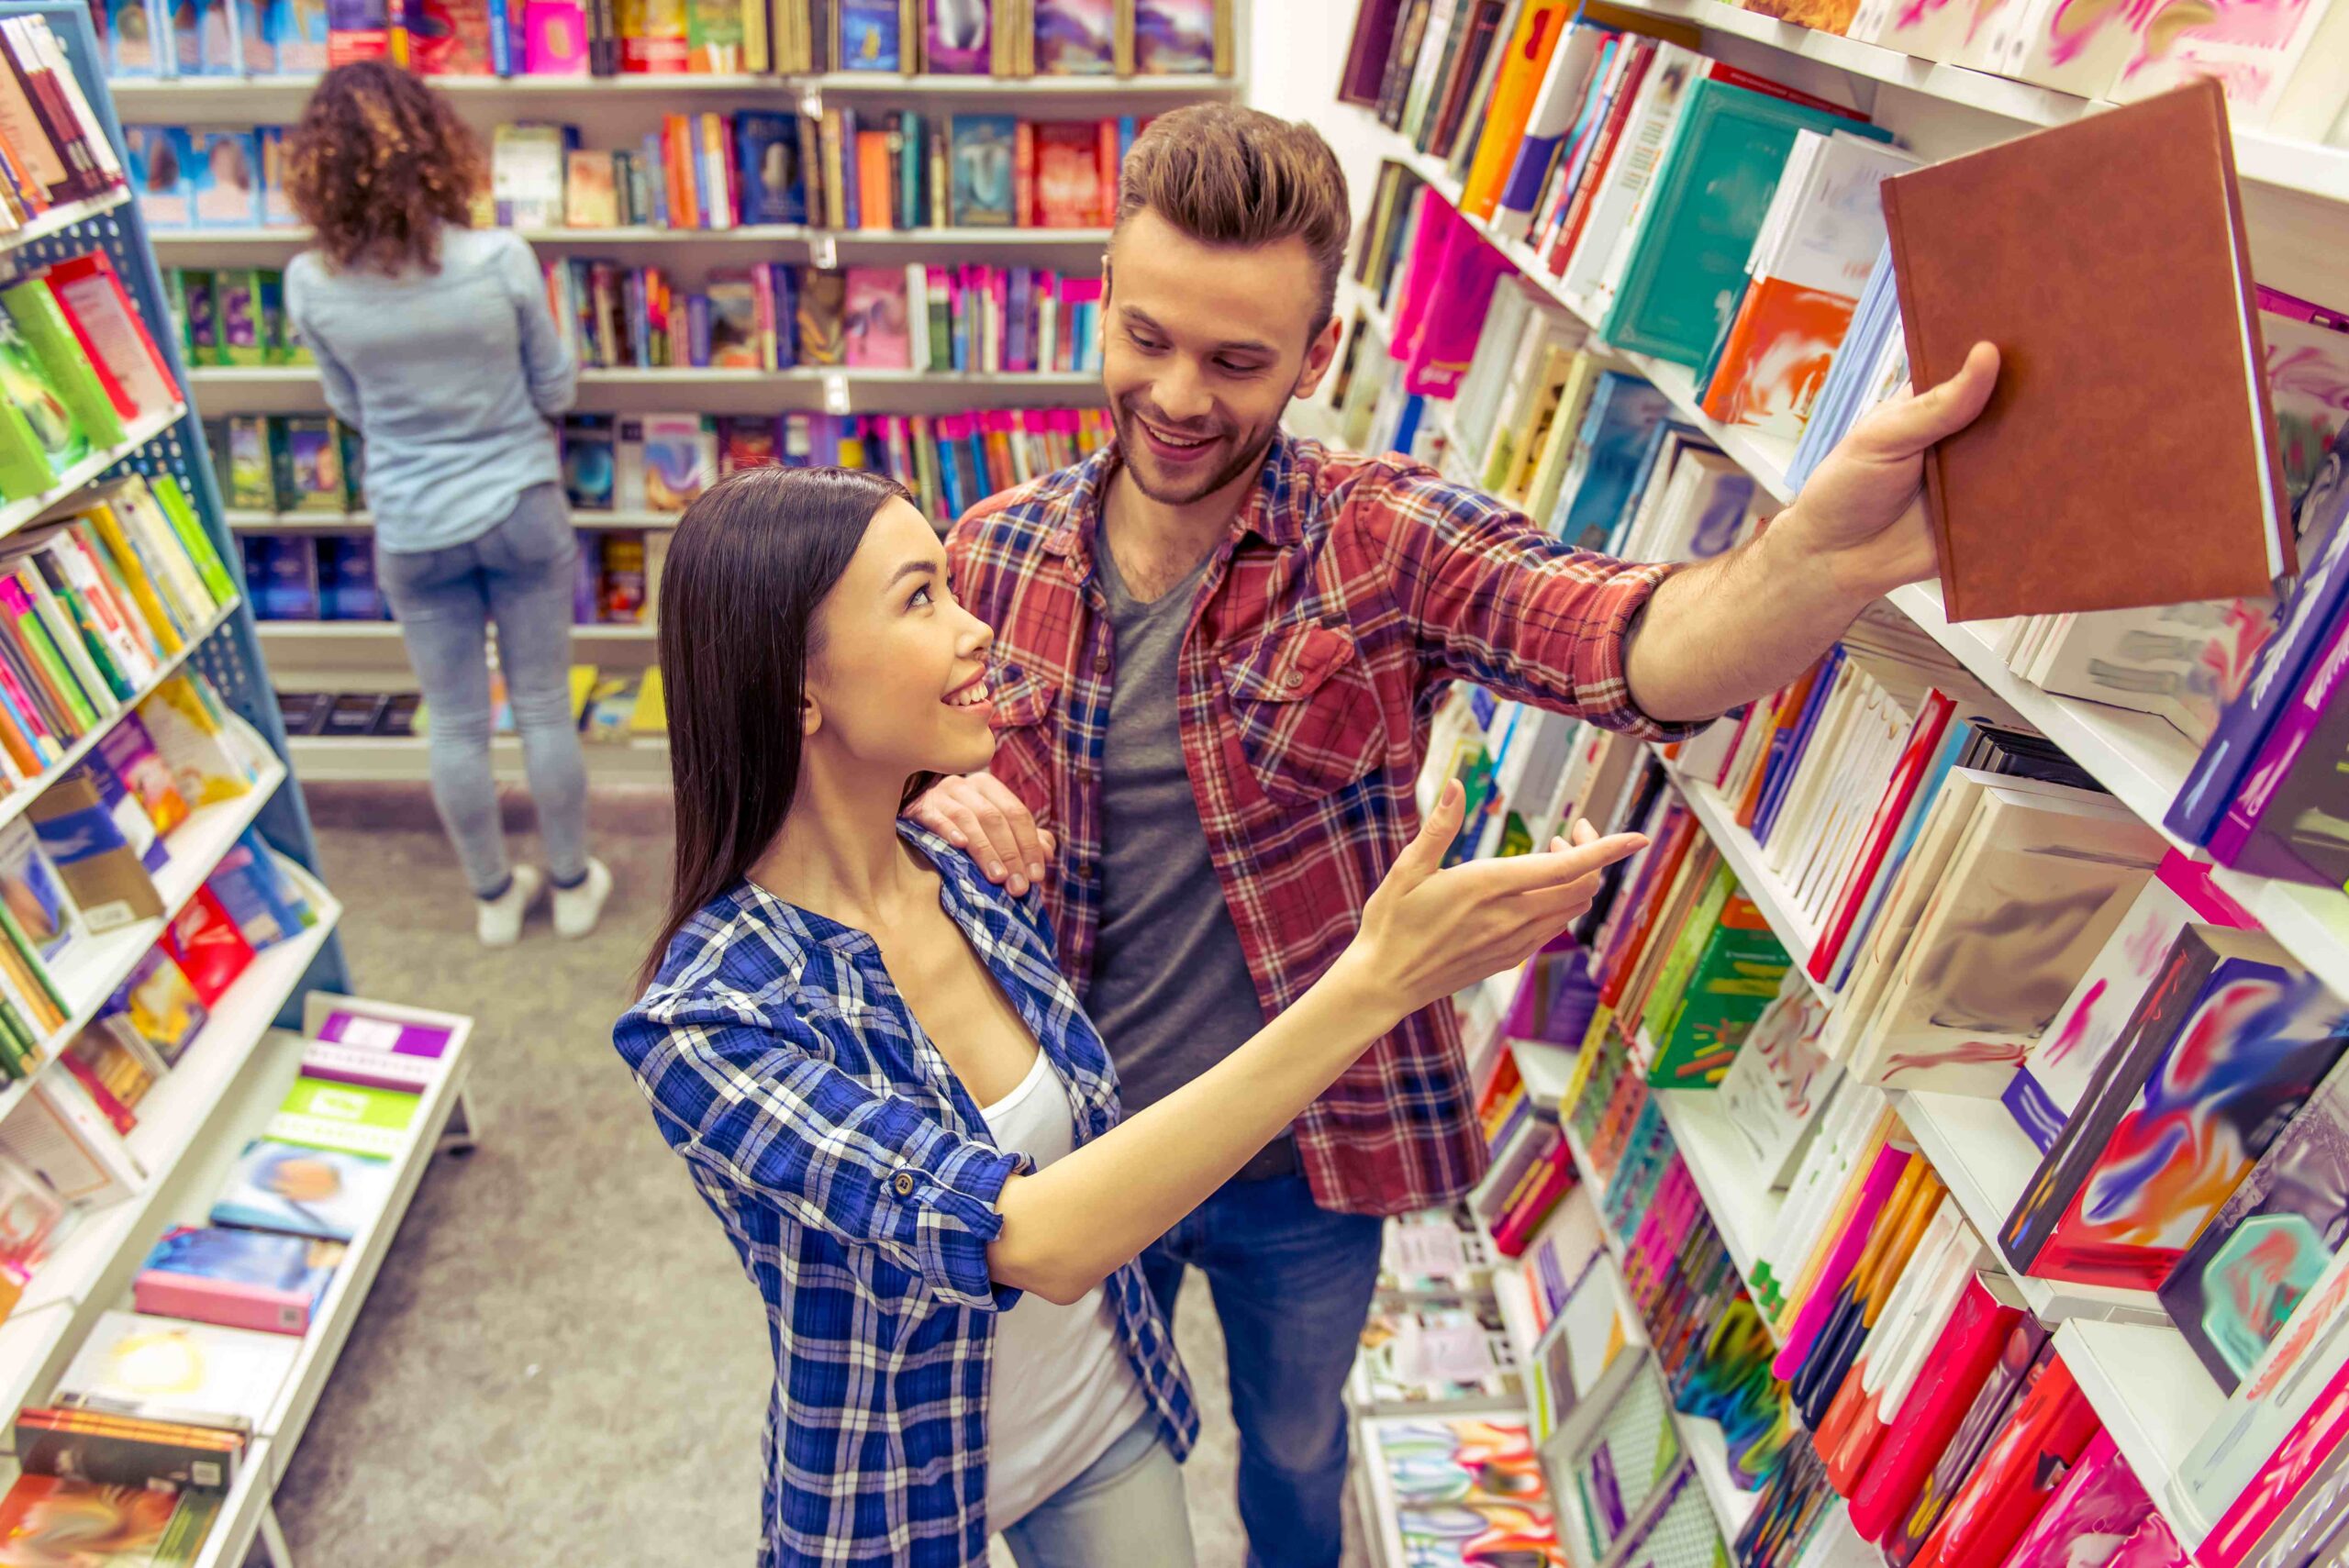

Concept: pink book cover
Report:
left=2207, top=608, right=2349, bottom=877
left=842, top=268, right=911, bottom=370
left=1994, top=1432, right=2154, bottom=1568
left=520, top=0, right=588, bottom=72
left=2200, top=1349, right=2349, bottom=1568
left=1772, top=1144, right=1910, bottom=1380
left=1389, top=194, right=1513, bottom=399
left=133, top=1271, right=315, bottom=1334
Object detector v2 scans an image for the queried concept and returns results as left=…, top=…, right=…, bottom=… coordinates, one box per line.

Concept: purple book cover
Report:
left=2169, top=427, right=2349, bottom=845
left=1754, top=646, right=1846, bottom=845
left=926, top=0, right=990, bottom=72
left=317, top=1006, right=455, bottom=1058
left=2158, top=1055, right=2349, bottom=1393
left=573, top=534, right=597, bottom=624
left=2208, top=606, right=2349, bottom=881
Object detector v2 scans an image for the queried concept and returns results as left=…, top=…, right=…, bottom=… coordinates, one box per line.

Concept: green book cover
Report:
left=1650, top=907, right=1792, bottom=1088
left=0, top=314, right=87, bottom=496
left=1599, top=81, right=1891, bottom=367
left=152, top=474, right=239, bottom=607
left=5, top=573, right=101, bottom=732
left=1637, top=861, right=1733, bottom=1045
left=1, top=281, right=125, bottom=449
left=25, top=553, right=128, bottom=707
left=0, top=894, right=66, bottom=1016
left=268, top=1075, right=423, bottom=1159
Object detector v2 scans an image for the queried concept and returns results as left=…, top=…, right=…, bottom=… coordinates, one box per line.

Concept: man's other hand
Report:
left=907, top=773, right=1056, bottom=897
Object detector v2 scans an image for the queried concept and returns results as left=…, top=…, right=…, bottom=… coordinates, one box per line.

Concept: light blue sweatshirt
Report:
left=284, top=227, right=577, bottom=554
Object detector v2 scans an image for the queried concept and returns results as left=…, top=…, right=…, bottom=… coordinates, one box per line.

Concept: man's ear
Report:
left=1292, top=311, right=1345, bottom=402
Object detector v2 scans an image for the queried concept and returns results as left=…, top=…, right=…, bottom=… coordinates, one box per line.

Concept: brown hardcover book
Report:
left=1880, top=79, right=2291, bottom=623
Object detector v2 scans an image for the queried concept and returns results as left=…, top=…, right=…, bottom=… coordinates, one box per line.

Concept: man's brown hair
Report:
left=1114, top=103, right=1352, bottom=339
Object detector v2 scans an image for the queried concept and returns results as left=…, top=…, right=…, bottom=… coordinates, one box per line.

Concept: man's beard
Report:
left=1114, top=397, right=1280, bottom=506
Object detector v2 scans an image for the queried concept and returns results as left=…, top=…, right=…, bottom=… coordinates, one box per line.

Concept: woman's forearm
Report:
left=987, top=953, right=1404, bottom=1304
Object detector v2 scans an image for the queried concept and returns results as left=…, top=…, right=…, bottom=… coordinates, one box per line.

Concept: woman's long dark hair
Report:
left=283, top=61, right=484, bottom=274
left=640, top=465, right=916, bottom=993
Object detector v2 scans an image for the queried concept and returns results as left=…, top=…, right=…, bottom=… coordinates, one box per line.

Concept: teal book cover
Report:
left=1600, top=83, right=1890, bottom=368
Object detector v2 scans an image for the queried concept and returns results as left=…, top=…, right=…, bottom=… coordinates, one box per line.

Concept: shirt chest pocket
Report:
left=1220, top=623, right=1386, bottom=807
left=983, top=669, right=1060, bottom=829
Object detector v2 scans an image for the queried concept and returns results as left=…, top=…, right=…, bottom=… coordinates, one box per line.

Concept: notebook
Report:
left=1879, top=79, right=2291, bottom=622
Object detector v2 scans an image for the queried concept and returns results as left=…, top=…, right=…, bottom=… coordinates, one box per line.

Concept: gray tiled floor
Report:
left=270, top=782, right=1370, bottom=1567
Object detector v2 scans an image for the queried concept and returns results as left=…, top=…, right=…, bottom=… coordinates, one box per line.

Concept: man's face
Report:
left=1101, top=209, right=1340, bottom=507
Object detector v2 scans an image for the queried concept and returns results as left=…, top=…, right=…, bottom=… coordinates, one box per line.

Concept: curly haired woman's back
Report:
left=282, top=61, right=610, bottom=947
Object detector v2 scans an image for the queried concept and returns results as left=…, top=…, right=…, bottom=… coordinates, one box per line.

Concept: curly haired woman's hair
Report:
left=284, top=61, right=484, bottom=274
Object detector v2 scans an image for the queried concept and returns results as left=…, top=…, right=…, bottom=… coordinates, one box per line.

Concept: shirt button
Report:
left=1093, top=653, right=1110, bottom=673
left=892, top=1172, right=917, bottom=1197
left=1283, top=672, right=1304, bottom=690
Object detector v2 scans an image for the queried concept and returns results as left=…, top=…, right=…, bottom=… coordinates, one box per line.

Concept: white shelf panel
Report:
left=257, top=617, right=653, bottom=644
left=150, top=222, right=1111, bottom=250
left=1653, top=1088, right=1785, bottom=1296
left=0, top=186, right=133, bottom=260
left=189, top=1437, right=280, bottom=1568
left=2054, top=1317, right=2226, bottom=1548
left=0, top=404, right=187, bottom=544
left=0, top=883, right=340, bottom=1426
left=1509, top=1038, right=1578, bottom=1109
left=1890, top=1087, right=2175, bottom=1327
left=287, top=733, right=670, bottom=784
left=227, top=508, right=682, bottom=531
left=1492, top=1262, right=1544, bottom=1375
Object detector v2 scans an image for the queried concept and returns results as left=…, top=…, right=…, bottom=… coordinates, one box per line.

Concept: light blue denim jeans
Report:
left=998, top=1414, right=1195, bottom=1568
left=375, top=482, right=590, bottom=899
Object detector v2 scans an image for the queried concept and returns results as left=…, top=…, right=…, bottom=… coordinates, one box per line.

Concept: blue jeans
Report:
left=1141, top=1174, right=1384, bottom=1568
left=376, top=483, right=590, bottom=898
left=999, top=1414, right=1194, bottom=1568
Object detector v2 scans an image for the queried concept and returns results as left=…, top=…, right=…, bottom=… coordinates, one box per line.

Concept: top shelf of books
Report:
left=106, top=70, right=1242, bottom=113
left=1601, top=0, right=2349, bottom=201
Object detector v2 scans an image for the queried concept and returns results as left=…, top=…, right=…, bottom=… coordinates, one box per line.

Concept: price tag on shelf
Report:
left=799, top=85, right=824, bottom=119
left=822, top=372, right=852, bottom=416
left=809, top=232, right=837, bottom=270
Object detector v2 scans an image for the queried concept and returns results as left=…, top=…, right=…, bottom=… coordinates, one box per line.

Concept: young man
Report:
left=923, top=106, right=1996, bottom=1566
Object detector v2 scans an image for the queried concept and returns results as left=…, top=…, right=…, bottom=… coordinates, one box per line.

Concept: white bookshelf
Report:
left=286, top=733, right=672, bottom=785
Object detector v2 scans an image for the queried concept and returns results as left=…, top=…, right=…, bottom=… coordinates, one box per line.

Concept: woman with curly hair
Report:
left=282, top=61, right=608, bottom=947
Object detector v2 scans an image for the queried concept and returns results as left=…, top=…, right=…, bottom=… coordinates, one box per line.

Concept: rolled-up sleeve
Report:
left=617, top=997, right=1028, bottom=1311
left=1359, top=464, right=1712, bottom=742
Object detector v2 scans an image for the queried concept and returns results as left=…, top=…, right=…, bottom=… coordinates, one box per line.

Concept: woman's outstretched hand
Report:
left=1333, top=780, right=1648, bottom=1029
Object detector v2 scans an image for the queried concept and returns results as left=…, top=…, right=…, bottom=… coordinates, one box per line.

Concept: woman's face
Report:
left=804, top=497, right=996, bottom=783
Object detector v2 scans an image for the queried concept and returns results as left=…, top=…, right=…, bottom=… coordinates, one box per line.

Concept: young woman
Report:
left=281, top=61, right=608, bottom=947
left=614, top=464, right=1645, bottom=1568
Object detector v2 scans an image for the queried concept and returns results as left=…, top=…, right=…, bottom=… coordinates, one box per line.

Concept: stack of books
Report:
left=0, top=13, right=129, bottom=231
left=0, top=251, right=186, bottom=504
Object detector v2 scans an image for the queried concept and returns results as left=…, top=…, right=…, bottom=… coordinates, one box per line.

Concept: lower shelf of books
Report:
left=1644, top=1085, right=1782, bottom=1298
left=0, top=862, right=341, bottom=1422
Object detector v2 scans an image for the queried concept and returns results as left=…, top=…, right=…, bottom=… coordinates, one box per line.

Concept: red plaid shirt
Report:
left=945, top=432, right=1693, bottom=1217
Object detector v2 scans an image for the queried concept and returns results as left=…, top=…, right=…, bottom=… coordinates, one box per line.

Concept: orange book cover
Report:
left=1701, top=279, right=1860, bottom=438
left=1460, top=0, right=1574, bottom=221
left=855, top=130, right=892, bottom=231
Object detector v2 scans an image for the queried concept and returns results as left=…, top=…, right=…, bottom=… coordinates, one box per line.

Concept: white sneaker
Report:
left=552, top=858, right=612, bottom=940
left=476, top=865, right=543, bottom=949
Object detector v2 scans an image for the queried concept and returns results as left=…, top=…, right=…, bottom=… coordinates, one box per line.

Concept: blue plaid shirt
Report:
left=614, top=823, right=1197, bottom=1567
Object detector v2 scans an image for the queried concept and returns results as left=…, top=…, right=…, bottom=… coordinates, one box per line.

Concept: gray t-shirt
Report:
left=1085, top=542, right=1268, bottom=1115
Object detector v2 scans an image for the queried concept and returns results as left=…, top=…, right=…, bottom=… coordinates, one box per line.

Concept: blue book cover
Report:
left=317, top=536, right=381, bottom=621
left=141, top=1225, right=340, bottom=1298
left=106, top=0, right=165, bottom=73
left=1753, top=646, right=1845, bottom=846
left=192, top=130, right=264, bottom=228
left=735, top=112, right=807, bottom=226
left=1607, top=419, right=1705, bottom=556
left=246, top=537, right=320, bottom=621
left=0, top=818, right=76, bottom=961
left=562, top=414, right=616, bottom=510
left=206, top=826, right=313, bottom=950
left=266, top=0, right=331, bottom=70
left=949, top=115, right=1018, bottom=228
left=1551, top=373, right=1673, bottom=552
left=839, top=0, right=901, bottom=69
left=125, top=127, right=193, bottom=229
left=210, top=1140, right=394, bottom=1242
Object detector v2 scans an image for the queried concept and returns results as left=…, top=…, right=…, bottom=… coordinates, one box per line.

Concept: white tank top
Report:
left=978, top=1048, right=1151, bottom=1530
